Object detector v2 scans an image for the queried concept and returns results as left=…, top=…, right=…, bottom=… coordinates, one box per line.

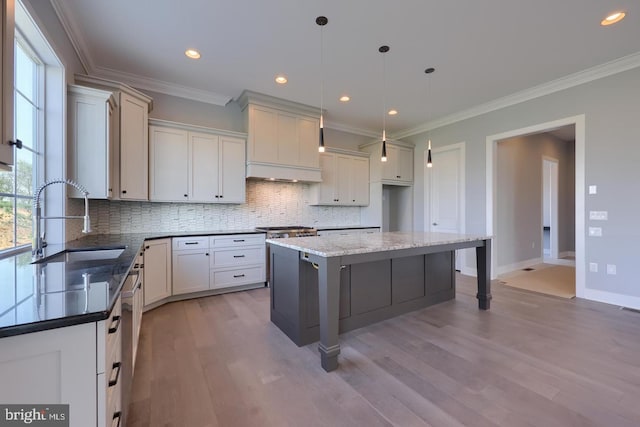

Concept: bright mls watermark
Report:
left=0, top=405, right=69, bottom=426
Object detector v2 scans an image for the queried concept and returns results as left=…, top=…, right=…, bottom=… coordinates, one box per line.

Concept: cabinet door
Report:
left=249, top=105, right=277, bottom=163
left=67, top=88, right=113, bottom=199
left=277, top=112, right=298, bottom=165
left=381, top=144, right=398, bottom=181
left=335, top=155, right=352, bottom=204
left=190, top=132, right=219, bottom=202
left=149, top=126, right=189, bottom=201
left=297, top=116, right=319, bottom=168
left=143, top=239, right=172, bottom=306
left=173, top=249, right=210, bottom=295
left=0, top=0, right=14, bottom=170
left=119, top=92, right=149, bottom=200
left=351, top=156, right=370, bottom=205
left=316, top=152, right=337, bottom=204
left=219, top=136, right=246, bottom=203
left=396, top=145, right=414, bottom=182
left=0, top=323, right=97, bottom=427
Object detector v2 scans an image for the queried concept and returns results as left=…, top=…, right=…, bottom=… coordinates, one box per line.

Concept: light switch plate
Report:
left=589, top=211, right=608, bottom=220
left=588, top=227, right=602, bottom=237
left=607, top=264, right=617, bottom=275
left=589, top=262, right=598, bottom=273
left=589, top=185, right=597, bottom=194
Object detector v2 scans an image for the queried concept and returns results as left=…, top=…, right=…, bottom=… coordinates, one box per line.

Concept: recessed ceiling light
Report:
left=185, top=49, right=201, bottom=59
left=339, top=95, right=350, bottom=102
left=388, top=109, right=398, bottom=116
left=275, top=75, right=288, bottom=84
left=601, top=11, right=626, bottom=26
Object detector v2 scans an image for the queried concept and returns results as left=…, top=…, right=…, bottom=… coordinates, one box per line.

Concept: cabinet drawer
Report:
left=210, top=266, right=264, bottom=289
left=210, top=234, right=265, bottom=248
left=211, top=247, right=264, bottom=267
left=98, top=296, right=122, bottom=374
left=173, top=236, right=209, bottom=250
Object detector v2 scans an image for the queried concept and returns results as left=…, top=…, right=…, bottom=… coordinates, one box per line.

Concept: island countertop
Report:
left=266, top=231, right=491, bottom=258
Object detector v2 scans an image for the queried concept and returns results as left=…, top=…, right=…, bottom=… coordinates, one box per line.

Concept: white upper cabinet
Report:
left=310, top=148, right=370, bottom=206
left=149, top=120, right=246, bottom=203
left=237, top=90, right=321, bottom=182
left=72, top=75, right=153, bottom=200
left=360, top=139, right=414, bottom=186
left=0, top=0, right=14, bottom=171
left=67, top=85, right=116, bottom=199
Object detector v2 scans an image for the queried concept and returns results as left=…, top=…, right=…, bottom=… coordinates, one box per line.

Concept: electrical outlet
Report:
left=607, top=264, right=617, bottom=275
left=589, top=211, right=608, bottom=220
left=589, top=262, right=598, bottom=273
left=588, top=227, right=602, bottom=237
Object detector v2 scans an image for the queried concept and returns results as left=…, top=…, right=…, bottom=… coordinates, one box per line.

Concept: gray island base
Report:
left=267, top=232, right=492, bottom=372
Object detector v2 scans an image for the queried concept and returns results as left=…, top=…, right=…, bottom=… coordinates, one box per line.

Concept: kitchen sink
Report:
left=33, top=247, right=126, bottom=264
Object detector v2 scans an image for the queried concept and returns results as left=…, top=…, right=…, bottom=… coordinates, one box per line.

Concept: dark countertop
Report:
left=0, top=230, right=266, bottom=339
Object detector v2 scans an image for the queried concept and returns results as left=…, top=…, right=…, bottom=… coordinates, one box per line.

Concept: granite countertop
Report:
left=266, top=231, right=491, bottom=258
left=0, top=229, right=266, bottom=339
left=314, top=225, right=380, bottom=231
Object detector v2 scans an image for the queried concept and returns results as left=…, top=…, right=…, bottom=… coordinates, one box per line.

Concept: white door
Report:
left=190, top=132, right=219, bottom=202
left=149, top=126, right=188, bottom=201
left=219, top=136, right=246, bottom=203
left=542, top=157, right=559, bottom=259
left=426, top=143, right=465, bottom=270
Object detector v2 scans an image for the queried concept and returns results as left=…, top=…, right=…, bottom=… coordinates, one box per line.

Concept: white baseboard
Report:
left=560, top=251, right=575, bottom=258
left=496, top=257, right=543, bottom=276
left=582, top=288, right=640, bottom=311
left=460, top=266, right=477, bottom=277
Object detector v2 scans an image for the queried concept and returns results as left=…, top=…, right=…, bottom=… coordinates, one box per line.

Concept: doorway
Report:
left=486, top=115, right=584, bottom=297
left=542, top=157, right=559, bottom=260
left=424, top=142, right=466, bottom=272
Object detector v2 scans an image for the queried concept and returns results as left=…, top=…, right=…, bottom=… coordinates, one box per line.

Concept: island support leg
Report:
left=476, top=239, right=492, bottom=310
left=317, top=256, right=341, bottom=372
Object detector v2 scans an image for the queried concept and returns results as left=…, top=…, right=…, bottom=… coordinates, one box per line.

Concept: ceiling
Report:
left=51, top=0, right=640, bottom=137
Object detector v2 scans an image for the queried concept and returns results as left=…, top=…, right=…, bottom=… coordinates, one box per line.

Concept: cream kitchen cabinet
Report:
left=149, top=120, right=246, bottom=203
left=0, top=299, right=122, bottom=427
left=360, top=139, right=414, bottom=186
left=67, top=85, right=117, bottom=199
left=237, top=90, right=322, bottom=182
left=74, top=74, right=152, bottom=201
left=172, top=236, right=210, bottom=295
left=143, top=238, right=172, bottom=307
left=0, top=0, right=14, bottom=171
left=310, top=148, right=370, bottom=206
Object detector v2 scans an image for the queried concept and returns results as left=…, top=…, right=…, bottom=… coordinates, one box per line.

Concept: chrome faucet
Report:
left=33, top=178, right=92, bottom=259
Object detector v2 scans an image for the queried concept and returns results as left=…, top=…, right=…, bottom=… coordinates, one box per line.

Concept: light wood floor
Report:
left=128, top=275, right=640, bottom=427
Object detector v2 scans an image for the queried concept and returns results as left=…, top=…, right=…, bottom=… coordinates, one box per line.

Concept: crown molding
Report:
left=92, top=66, right=232, bottom=106
left=50, top=0, right=94, bottom=73
left=393, top=51, right=640, bottom=140
left=148, top=118, right=247, bottom=139
left=323, top=120, right=380, bottom=138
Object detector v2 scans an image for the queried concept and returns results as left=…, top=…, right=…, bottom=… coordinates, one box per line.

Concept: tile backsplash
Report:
left=67, top=180, right=362, bottom=239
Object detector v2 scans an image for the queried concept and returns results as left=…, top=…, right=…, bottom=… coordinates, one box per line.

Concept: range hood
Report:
left=246, top=162, right=322, bottom=182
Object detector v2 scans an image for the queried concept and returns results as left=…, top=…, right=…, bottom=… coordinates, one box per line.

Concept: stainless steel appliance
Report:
left=255, top=226, right=317, bottom=283
left=120, top=259, right=143, bottom=426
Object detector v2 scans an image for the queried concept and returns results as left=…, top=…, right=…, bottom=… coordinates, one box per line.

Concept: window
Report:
left=0, top=39, right=42, bottom=253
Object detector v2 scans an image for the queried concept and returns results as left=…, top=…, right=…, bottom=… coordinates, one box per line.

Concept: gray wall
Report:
left=406, top=66, right=640, bottom=303
left=496, top=133, right=575, bottom=267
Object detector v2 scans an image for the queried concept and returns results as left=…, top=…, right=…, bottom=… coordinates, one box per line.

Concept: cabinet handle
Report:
left=396, top=175, right=401, bottom=178
left=215, top=195, right=219, bottom=198
left=108, top=315, right=121, bottom=334
left=145, top=245, right=150, bottom=250
left=112, top=411, right=122, bottom=427
left=108, top=362, right=121, bottom=387
left=233, top=255, right=245, bottom=258
left=205, top=253, right=209, bottom=256
left=233, top=274, right=245, bottom=278
left=122, top=190, right=127, bottom=194
left=184, top=194, right=188, bottom=197
left=220, top=195, right=223, bottom=198
left=233, top=239, right=245, bottom=242
left=184, top=242, right=198, bottom=245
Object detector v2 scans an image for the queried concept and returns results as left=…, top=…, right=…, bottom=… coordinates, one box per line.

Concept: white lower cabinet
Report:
left=172, top=243, right=210, bottom=295
left=171, top=234, right=266, bottom=296
left=0, top=298, right=122, bottom=427
left=143, top=238, right=172, bottom=307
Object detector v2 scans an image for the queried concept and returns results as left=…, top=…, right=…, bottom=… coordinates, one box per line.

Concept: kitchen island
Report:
left=267, top=232, right=492, bottom=372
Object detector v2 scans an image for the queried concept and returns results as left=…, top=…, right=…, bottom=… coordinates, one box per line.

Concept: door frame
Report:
left=424, top=142, right=467, bottom=273
left=542, top=156, right=559, bottom=260
left=485, top=115, right=585, bottom=298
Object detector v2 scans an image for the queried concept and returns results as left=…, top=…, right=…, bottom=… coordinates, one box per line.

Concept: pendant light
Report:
left=425, top=67, right=435, bottom=168
left=316, top=16, right=328, bottom=153
left=379, top=45, right=389, bottom=162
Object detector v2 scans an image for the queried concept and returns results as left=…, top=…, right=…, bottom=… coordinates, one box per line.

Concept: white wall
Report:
left=406, top=66, right=640, bottom=306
